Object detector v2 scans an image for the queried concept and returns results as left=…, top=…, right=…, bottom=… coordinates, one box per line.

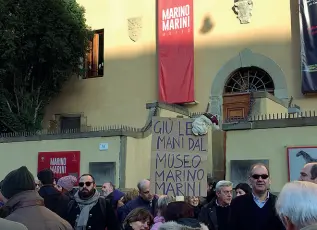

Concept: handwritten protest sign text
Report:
left=150, top=117, right=207, bottom=197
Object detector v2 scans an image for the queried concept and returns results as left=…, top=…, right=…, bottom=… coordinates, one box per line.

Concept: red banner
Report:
left=38, top=151, right=80, bottom=180
left=158, top=0, right=195, bottom=104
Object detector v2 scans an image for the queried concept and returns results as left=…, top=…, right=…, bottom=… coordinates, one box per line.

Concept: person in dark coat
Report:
left=37, top=169, right=70, bottom=218
left=118, top=179, right=158, bottom=222
left=1, top=166, right=72, bottom=230
left=65, top=173, right=121, bottom=230
left=102, top=182, right=125, bottom=210
left=198, top=180, right=233, bottom=230
left=229, top=163, right=284, bottom=230
left=200, top=177, right=219, bottom=206
left=0, top=180, right=4, bottom=207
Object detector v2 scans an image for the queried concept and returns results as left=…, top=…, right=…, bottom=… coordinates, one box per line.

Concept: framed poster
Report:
left=287, top=146, right=317, bottom=181
left=38, top=151, right=80, bottom=180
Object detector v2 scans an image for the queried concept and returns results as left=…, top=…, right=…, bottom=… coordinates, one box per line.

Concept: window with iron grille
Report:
left=224, top=67, right=275, bottom=94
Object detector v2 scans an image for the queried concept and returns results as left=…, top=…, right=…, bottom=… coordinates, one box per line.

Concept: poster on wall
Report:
left=300, top=0, right=317, bottom=93
left=157, top=0, right=195, bottom=103
left=38, top=151, right=80, bottom=180
left=150, top=117, right=208, bottom=197
left=287, top=146, right=317, bottom=181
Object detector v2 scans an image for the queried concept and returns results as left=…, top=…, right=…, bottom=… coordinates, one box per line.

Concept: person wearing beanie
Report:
left=1, top=166, right=36, bottom=200
left=37, top=169, right=70, bottom=218
left=37, top=169, right=54, bottom=185
left=0, top=166, right=73, bottom=230
left=57, top=175, right=78, bottom=198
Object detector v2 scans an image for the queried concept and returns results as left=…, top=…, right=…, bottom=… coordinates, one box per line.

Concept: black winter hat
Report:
left=37, top=168, right=54, bottom=185
left=1, top=166, right=35, bottom=199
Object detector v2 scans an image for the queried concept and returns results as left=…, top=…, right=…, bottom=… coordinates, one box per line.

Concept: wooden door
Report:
left=223, top=93, right=250, bottom=121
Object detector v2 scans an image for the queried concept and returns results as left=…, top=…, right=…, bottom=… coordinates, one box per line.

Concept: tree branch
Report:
left=0, top=119, right=16, bottom=133
left=13, top=73, right=20, bottom=114
left=33, top=100, right=42, bottom=125
left=5, top=98, right=12, bottom=113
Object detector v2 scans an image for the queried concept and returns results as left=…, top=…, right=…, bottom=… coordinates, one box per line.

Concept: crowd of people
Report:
left=0, top=162, right=317, bottom=230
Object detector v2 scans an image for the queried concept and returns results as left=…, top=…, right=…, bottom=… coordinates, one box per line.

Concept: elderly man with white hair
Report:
left=276, top=181, right=317, bottom=230
left=198, top=180, right=233, bottom=230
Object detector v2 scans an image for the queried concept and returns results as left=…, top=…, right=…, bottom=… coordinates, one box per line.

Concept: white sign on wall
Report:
left=99, top=143, right=109, bottom=151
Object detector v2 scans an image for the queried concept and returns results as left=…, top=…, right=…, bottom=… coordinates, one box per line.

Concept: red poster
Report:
left=38, top=151, right=80, bottom=180
left=158, top=0, right=195, bottom=104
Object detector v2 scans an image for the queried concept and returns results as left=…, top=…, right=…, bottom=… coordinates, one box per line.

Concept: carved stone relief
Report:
left=233, top=0, right=253, bottom=24
left=127, top=17, right=142, bottom=42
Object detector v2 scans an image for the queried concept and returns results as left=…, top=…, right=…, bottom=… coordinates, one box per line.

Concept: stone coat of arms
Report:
left=127, top=17, right=142, bottom=42
left=234, top=0, right=253, bottom=24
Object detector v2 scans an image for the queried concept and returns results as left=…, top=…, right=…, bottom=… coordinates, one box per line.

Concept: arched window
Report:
left=224, top=67, right=275, bottom=94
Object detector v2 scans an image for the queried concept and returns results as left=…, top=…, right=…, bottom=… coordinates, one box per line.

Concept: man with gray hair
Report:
left=198, top=180, right=233, bottom=230
left=276, top=181, right=317, bottom=230
left=117, top=179, right=158, bottom=222
left=101, top=182, right=125, bottom=210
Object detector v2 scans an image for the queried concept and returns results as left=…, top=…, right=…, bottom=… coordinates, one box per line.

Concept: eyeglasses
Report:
left=79, top=182, right=94, bottom=187
left=251, top=174, right=269, bottom=180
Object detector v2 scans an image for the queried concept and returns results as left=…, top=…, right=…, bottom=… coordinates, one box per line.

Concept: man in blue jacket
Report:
left=118, top=179, right=158, bottom=222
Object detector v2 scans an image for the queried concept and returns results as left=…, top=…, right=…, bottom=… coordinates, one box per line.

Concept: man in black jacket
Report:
left=37, top=169, right=70, bottom=219
left=198, top=180, right=233, bottom=230
left=229, top=163, right=285, bottom=230
left=102, top=182, right=125, bottom=210
left=66, top=174, right=121, bottom=230
left=117, top=179, right=158, bottom=222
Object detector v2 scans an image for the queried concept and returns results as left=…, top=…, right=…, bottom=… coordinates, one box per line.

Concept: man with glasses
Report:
left=199, top=180, right=233, bottom=230
left=229, top=163, right=284, bottom=230
left=117, top=179, right=158, bottom=222
left=66, top=174, right=121, bottom=230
